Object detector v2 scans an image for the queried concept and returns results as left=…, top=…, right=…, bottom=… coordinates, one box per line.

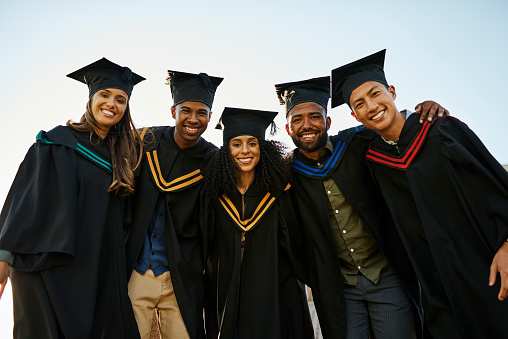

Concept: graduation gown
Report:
left=125, top=126, right=216, bottom=339
left=289, top=126, right=423, bottom=339
left=366, top=114, right=508, bottom=338
left=201, top=181, right=313, bottom=339
left=0, top=125, right=138, bottom=339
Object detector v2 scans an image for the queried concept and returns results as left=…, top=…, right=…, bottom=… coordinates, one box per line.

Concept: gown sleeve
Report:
left=278, top=188, right=311, bottom=285
left=0, top=141, right=79, bottom=271
left=437, top=117, right=508, bottom=251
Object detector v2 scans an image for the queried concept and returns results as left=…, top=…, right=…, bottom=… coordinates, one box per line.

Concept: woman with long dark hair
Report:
left=0, top=58, right=144, bottom=338
left=201, top=107, right=313, bottom=339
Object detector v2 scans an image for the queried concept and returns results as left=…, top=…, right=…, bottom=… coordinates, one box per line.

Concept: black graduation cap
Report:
left=331, top=49, right=388, bottom=108
left=215, top=107, right=278, bottom=143
left=67, top=57, right=145, bottom=99
left=275, top=76, right=330, bottom=116
left=166, top=71, right=223, bottom=109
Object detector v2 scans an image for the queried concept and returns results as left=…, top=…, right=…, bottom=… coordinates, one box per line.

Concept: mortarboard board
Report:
left=331, top=49, right=388, bottom=108
left=166, top=71, right=223, bottom=109
left=275, top=76, right=330, bottom=116
left=215, top=107, right=277, bottom=143
left=67, top=57, right=145, bottom=99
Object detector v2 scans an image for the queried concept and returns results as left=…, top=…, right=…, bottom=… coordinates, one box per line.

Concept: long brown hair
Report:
left=68, top=98, right=142, bottom=196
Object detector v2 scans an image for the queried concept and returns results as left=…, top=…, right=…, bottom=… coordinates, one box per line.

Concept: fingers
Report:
left=0, top=280, right=6, bottom=299
left=416, top=101, right=449, bottom=123
left=414, top=103, right=422, bottom=114
left=499, top=268, right=508, bottom=301
left=416, top=101, right=437, bottom=123
left=499, top=286, right=508, bottom=301
left=489, top=262, right=498, bottom=287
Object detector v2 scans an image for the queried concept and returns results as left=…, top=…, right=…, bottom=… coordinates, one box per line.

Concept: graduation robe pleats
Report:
left=125, top=126, right=216, bottom=339
left=0, top=125, right=138, bottom=338
left=367, top=114, right=508, bottom=338
left=289, top=127, right=423, bottom=339
left=201, top=182, right=313, bottom=339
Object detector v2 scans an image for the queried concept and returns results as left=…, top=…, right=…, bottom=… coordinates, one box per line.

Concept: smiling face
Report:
left=349, top=81, right=404, bottom=140
left=229, top=135, right=261, bottom=175
left=285, top=101, right=331, bottom=160
left=90, top=88, right=128, bottom=138
left=172, top=101, right=211, bottom=149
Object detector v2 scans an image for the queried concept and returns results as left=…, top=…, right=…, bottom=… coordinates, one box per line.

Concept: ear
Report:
left=285, top=124, right=291, bottom=137
left=171, top=106, right=176, bottom=119
left=326, top=116, right=332, bottom=131
left=208, top=111, right=212, bottom=122
left=388, top=85, right=396, bottom=100
left=351, top=111, right=361, bottom=123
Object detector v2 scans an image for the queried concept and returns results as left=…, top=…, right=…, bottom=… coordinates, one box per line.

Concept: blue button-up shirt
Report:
left=135, top=195, right=169, bottom=276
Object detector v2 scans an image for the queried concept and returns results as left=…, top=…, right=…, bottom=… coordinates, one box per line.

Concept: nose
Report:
left=240, top=142, right=250, bottom=154
left=302, top=116, right=312, bottom=129
left=106, top=96, right=115, bottom=107
left=365, top=98, right=377, bottom=112
left=188, top=112, right=198, bottom=123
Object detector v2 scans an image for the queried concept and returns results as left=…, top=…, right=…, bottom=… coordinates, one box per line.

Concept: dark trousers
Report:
left=344, top=269, right=416, bottom=339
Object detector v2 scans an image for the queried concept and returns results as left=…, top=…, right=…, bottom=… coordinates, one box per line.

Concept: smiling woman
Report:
left=90, top=88, right=128, bottom=138
left=0, top=58, right=144, bottom=338
left=200, top=107, right=313, bottom=339
left=228, top=135, right=260, bottom=192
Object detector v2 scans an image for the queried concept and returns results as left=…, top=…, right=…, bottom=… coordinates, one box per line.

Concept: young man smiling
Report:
left=332, top=49, right=508, bottom=338
left=125, top=71, right=222, bottom=339
left=276, top=76, right=447, bottom=339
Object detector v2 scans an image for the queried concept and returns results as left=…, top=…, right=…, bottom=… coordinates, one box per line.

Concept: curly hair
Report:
left=203, top=139, right=290, bottom=197
left=68, top=99, right=142, bottom=196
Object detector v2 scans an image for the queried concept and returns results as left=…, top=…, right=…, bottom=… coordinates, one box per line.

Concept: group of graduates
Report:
left=0, top=49, right=507, bottom=339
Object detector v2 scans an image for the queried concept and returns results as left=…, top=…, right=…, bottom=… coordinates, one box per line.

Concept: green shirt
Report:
left=319, top=139, right=389, bottom=286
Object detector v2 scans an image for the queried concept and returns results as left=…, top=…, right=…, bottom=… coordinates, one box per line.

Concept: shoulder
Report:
left=334, top=125, right=376, bottom=143
left=36, top=125, right=80, bottom=149
left=138, top=126, right=171, bottom=151
left=198, top=136, right=218, bottom=152
left=285, top=150, right=296, bottom=164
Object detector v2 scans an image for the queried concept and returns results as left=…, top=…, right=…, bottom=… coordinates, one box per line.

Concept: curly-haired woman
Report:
left=201, top=107, right=313, bottom=339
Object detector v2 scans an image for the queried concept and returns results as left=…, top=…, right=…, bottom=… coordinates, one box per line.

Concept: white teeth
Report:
left=102, top=109, right=114, bottom=117
left=238, top=158, right=252, bottom=164
left=302, top=133, right=316, bottom=139
left=186, top=127, right=198, bottom=132
left=372, top=111, right=384, bottom=120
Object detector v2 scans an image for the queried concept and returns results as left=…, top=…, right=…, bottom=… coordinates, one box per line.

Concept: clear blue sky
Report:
left=1, top=0, right=507, bottom=334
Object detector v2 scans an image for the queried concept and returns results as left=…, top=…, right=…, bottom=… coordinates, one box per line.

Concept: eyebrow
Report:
left=231, top=137, right=258, bottom=142
left=102, top=89, right=127, bottom=101
left=291, top=111, right=323, bottom=119
left=351, top=85, right=381, bottom=106
left=180, top=106, right=209, bottom=113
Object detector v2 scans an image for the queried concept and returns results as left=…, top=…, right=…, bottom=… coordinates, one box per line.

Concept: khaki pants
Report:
left=128, top=268, right=190, bottom=339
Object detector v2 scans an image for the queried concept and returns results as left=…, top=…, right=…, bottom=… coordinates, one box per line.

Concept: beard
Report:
left=291, top=130, right=328, bottom=154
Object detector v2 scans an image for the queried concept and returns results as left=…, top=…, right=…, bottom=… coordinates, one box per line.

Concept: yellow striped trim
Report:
left=284, top=183, right=291, bottom=191
left=146, top=150, right=203, bottom=192
left=219, top=193, right=277, bottom=232
left=140, top=127, right=149, bottom=141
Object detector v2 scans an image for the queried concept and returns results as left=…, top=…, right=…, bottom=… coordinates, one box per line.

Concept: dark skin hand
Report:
left=414, top=101, right=450, bottom=123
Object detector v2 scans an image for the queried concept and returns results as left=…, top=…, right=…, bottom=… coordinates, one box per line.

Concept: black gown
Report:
left=201, top=181, right=313, bottom=339
left=0, top=125, right=138, bottom=339
left=366, top=114, right=508, bottom=339
left=125, top=126, right=216, bottom=339
left=289, top=126, right=423, bottom=339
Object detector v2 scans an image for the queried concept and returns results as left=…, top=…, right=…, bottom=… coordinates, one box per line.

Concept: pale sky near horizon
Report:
left=1, top=0, right=507, bottom=335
